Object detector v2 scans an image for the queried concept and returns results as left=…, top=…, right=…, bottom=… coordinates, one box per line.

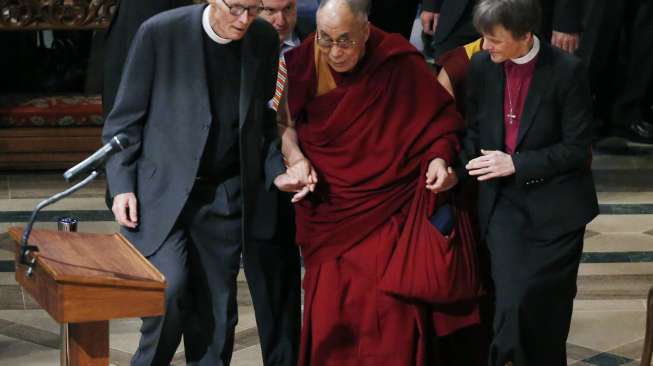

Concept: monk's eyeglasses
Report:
left=221, top=0, right=264, bottom=16
left=316, top=33, right=359, bottom=50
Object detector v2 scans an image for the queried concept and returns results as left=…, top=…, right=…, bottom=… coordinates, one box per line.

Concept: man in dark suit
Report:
left=610, top=0, right=653, bottom=144
left=538, top=0, right=581, bottom=54
left=368, top=0, right=419, bottom=40
left=455, top=0, right=598, bottom=364
left=421, top=0, right=478, bottom=60
left=102, top=2, right=303, bottom=365
left=102, top=0, right=193, bottom=117
left=259, top=0, right=315, bottom=54
left=578, top=0, right=653, bottom=143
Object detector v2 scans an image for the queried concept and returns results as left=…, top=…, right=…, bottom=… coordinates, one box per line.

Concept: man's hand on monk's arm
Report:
left=466, top=149, right=515, bottom=181
left=426, top=158, right=458, bottom=193
left=275, top=98, right=318, bottom=202
left=287, top=157, right=317, bottom=189
left=274, top=173, right=302, bottom=192
left=273, top=156, right=318, bottom=203
left=277, top=97, right=305, bottom=166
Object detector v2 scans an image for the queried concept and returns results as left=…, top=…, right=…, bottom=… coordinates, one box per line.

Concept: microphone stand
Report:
left=19, top=170, right=101, bottom=278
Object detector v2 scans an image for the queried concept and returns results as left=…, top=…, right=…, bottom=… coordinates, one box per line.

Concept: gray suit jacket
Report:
left=102, top=5, right=285, bottom=256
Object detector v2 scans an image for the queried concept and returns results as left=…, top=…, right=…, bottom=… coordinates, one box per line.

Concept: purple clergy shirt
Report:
left=503, top=56, right=538, bottom=154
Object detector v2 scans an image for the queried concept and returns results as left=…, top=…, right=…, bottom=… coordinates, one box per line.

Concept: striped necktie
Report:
left=270, top=55, right=288, bottom=112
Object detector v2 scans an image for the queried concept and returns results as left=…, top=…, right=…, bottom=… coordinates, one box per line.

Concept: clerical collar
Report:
left=203, top=5, right=232, bottom=44
left=511, top=35, right=540, bottom=64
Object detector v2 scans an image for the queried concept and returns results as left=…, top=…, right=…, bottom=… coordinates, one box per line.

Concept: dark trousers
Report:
left=485, top=190, right=584, bottom=366
left=578, top=0, right=653, bottom=126
left=611, top=0, right=653, bottom=124
left=131, top=182, right=301, bottom=366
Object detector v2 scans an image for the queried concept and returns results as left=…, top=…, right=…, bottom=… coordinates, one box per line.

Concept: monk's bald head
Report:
left=315, top=0, right=370, bottom=73
left=317, top=0, right=370, bottom=25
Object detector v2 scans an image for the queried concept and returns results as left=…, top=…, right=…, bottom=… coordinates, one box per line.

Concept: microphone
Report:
left=63, top=134, right=130, bottom=182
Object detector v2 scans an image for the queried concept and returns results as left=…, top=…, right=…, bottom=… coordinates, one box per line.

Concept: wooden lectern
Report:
left=8, top=227, right=166, bottom=366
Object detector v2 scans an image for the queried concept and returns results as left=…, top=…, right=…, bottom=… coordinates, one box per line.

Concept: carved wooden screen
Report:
left=0, top=0, right=117, bottom=30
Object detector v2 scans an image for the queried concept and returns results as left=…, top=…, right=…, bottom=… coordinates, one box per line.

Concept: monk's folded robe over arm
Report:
left=286, top=27, right=463, bottom=267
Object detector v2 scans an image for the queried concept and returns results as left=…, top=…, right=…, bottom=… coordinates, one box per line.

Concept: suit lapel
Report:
left=239, top=29, right=260, bottom=128
left=515, top=45, right=552, bottom=149
left=190, top=5, right=211, bottom=127
left=488, top=61, right=505, bottom=150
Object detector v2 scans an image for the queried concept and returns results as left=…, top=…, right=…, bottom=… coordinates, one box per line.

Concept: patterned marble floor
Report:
left=0, top=137, right=652, bottom=366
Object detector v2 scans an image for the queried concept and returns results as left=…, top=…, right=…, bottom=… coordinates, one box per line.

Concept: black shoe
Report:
left=618, top=120, right=653, bottom=144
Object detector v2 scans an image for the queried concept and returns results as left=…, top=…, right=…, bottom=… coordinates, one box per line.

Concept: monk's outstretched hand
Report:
left=426, top=158, right=458, bottom=193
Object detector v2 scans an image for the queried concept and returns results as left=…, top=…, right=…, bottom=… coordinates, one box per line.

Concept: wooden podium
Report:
left=8, top=227, right=166, bottom=365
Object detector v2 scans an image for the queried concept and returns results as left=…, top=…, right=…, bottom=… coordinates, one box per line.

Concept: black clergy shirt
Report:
left=197, top=30, right=242, bottom=179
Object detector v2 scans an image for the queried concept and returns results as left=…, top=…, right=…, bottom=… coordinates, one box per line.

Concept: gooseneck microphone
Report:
left=63, top=133, right=130, bottom=182
left=20, top=134, right=130, bottom=277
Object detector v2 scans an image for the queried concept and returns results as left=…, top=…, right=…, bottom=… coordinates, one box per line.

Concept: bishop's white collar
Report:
left=511, top=35, right=540, bottom=64
left=203, top=5, right=232, bottom=45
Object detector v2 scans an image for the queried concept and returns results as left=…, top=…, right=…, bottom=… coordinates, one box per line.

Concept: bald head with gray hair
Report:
left=317, top=0, right=370, bottom=23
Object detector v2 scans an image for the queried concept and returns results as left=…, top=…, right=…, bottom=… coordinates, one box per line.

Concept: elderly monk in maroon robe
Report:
left=272, top=0, right=480, bottom=364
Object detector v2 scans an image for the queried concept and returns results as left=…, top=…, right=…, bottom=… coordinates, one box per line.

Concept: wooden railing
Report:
left=0, top=0, right=117, bottom=30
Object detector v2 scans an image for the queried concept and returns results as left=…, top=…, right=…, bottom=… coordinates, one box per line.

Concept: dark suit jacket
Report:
left=459, top=42, right=599, bottom=238
left=539, top=0, right=582, bottom=39
left=102, top=5, right=285, bottom=257
left=369, top=0, right=420, bottom=39
left=423, top=0, right=478, bottom=60
left=423, top=0, right=581, bottom=37
left=423, top=0, right=472, bottom=42
left=103, top=0, right=193, bottom=117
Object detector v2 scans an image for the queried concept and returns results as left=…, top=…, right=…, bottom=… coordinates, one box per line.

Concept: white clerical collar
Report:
left=284, top=33, right=300, bottom=48
left=511, top=35, right=540, bottom=64
left=202, top=5, right=232, bottom=44
left=281, top=32, right=300, bottom=55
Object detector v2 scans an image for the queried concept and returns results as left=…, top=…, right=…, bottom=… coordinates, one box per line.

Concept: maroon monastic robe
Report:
left=285, top=27, right=479, bottom=366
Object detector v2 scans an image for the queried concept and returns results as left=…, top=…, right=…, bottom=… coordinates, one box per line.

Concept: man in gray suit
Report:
left=102, top=1, right=304, bottom=365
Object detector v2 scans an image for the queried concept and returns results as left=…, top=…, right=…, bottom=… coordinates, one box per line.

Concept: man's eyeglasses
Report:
left=221, top=0, right=264, bottom=16
left=261, top=5, right=296, bottom=17
left=316, top=33, right=359, bottom=50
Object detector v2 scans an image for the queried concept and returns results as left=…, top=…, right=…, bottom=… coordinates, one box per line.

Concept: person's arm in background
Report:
left=421, top=0, right=444, bottom=35
left=551, top=0, right=581, bottom=53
